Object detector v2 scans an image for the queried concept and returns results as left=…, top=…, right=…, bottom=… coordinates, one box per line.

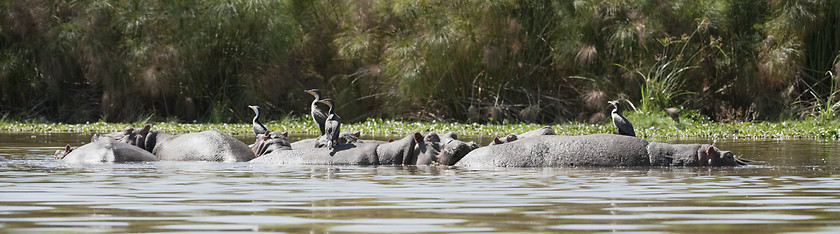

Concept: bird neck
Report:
left=253, top=109, right=260, bottom=122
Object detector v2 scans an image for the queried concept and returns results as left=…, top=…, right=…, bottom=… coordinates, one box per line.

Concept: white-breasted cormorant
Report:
left=608, top=100, right=636, bottom=137
left=248, top=105, right=269, bottom=136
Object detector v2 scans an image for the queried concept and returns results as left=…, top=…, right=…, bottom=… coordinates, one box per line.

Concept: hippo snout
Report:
left=722, top=151, right=750, bottom=166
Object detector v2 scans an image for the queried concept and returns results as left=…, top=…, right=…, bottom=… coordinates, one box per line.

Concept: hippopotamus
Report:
left=250, top=133, right=417, bottom=165
left=250, top=132, right=479, bottom=166
left=53, top=138, right=158, bottom=163
left=251, top=131, right=292, bottom=156
left=457, top=134, right=748, bottom=167
left=0, top=156, right=8, bottom=162
left=99, top=125, right=255, bottom=162
left=490, top=126, right=556, bottom=145
left=414, top=132, right=479, bottom=165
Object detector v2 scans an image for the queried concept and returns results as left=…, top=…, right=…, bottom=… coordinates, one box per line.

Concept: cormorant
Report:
left=248, top=105, right=269, bottom=136
left=608, top=100, right=636, bottom=137
left=317, top=99, right=341, bottom=150
left=305, top=89, right=328, bottom=135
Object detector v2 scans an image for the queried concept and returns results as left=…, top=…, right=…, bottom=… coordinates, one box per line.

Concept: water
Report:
left=1, top=133, right=840, bottom=233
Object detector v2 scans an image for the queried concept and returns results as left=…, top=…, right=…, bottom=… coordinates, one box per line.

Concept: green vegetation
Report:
left=1, top=1, right=840, bottom=126
left=3, top=112, right=840, bottom=139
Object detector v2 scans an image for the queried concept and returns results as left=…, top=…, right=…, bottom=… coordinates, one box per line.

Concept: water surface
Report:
left=1, top=133, right=839, bottom=233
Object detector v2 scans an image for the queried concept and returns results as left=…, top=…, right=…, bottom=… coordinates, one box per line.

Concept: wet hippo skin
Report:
left=54, top=138, right=158, bottom=163
left=99, top=125, right=255, bottom=162
left=457, top=134, right=746, bottom=167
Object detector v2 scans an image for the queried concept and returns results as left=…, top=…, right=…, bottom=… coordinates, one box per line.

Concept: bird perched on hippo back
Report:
left=248, top=105, right=270, bottom=136
left=608, top=100, right=636, bottom=137
left=305, top=89, right=328, bottom=136
left=316, top=99, right=342, bottom=150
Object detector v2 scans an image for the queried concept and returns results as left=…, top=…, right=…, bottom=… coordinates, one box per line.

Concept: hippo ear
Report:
left=353, top=131, right=361, bottom=138
left=139, top=125, right=150, bottom=137
left=281, top=131, right=288, bottom=138
left=413, top=132, right=424, bottom=144
left=506, top=133, right=518, bottom=141
left=388, top=138, right=394, bottom=142
left=705, top=145, right=716, bottom=156
left=493, top=137, right=503, bottom=145
left=65, top=144, right=71, bottom=152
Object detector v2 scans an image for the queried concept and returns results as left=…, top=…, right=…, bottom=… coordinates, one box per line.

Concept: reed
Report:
left=1, top=0, right=840, bottom=124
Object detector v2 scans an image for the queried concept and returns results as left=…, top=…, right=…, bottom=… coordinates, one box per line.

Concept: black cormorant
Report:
left=608, top=100, right=636, bottom=137
left=317, top=99, right=341, bottom=150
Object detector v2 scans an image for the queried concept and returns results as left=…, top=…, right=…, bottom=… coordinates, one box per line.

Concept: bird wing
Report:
left=253, top=124, right=268, bottom=135
left=324, top=114, right=341, bottom=141
left=311, top=104, right=328, bottom=135
left=612, top=114, right=636, bottom=137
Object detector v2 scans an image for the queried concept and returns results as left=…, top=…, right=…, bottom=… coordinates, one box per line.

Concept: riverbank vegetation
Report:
left=1, top=1, right=840, bottom=127
left=3, top=112, right=840, bottom=139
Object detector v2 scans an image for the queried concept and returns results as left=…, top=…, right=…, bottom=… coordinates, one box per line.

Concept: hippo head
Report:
left=94, top=125, right=152, bottom=150
left=413, top=132, right=441, bottom=165
left=54, top=145, right=74, bottom=159
left=437, top=138, right=479, bottom=165
left=251, top=131, right=291, bottom=157
left=698, top=145, right=749, bottom=166
left=414, top=132, right=479, bottom=166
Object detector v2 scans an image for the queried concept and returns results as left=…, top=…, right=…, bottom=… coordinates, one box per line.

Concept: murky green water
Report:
left=1, top=133, right=840, bottom=233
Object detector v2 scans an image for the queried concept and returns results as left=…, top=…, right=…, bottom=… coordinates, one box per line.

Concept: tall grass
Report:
left=804, top=53, right=840, bottom=124
left=616, top=19, right=714, bottom=114
left=2, top=0, right=840, bottom=124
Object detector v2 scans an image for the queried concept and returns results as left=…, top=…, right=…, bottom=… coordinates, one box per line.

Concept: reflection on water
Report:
left=1, top=133, right=839, bottom=232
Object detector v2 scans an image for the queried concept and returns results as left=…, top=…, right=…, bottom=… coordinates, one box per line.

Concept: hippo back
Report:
left=249, top=148, right=313, bottom=165
left=151, top=130, right=255, bottom=162
left=457, top=134, right=650, bottom=167
left=250, top=143, right=381, bottom=165
left=58, top=138, right=157, bottom=163
left=375, top=133, right=417, bottom=165
left=646, top=142, right=704, bottom=166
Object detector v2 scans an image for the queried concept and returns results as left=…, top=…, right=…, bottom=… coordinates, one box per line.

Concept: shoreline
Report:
left=2, top=115, right=839, bottom=139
